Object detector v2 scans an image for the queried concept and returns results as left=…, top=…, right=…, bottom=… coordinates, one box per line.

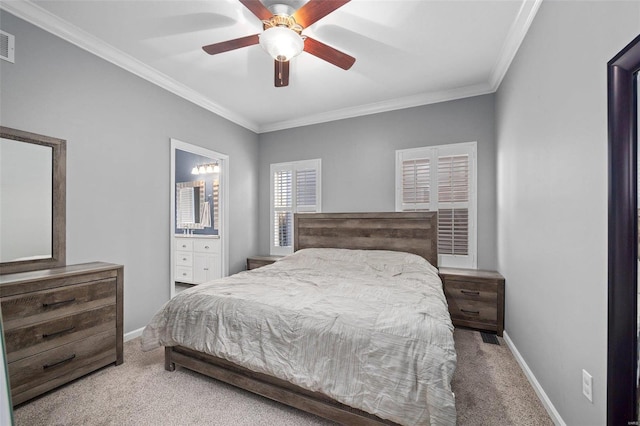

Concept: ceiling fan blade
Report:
left=239, top=0, right=273, bottom=21
left=304, top=37, right=355, bottom=70
left=275, top=60, right=290, bottom=87
left=292, top=0, right=350, bottom=28
left=202, top=34, right=259, bottom=55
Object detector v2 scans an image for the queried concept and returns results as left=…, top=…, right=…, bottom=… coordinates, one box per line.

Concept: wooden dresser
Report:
left=0, top=262, right=123, bottom=405
left=438, top=267, right=505, bottom=336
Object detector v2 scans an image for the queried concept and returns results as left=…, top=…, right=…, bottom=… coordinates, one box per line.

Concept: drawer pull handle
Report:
left=43, top=354, right=76, bottom=370
left=182, top=258, right=187, bottom=261
left=204, top=246, right=210, bottom=249
left=43, top=298, right=76, bottom=308
left=43, top=326, right=76, bottom=339
left=461, top=309, right=480, bottom=315
left=182, top=273, right=187, bottom=276
left=460, top=290, right=480, bottom=296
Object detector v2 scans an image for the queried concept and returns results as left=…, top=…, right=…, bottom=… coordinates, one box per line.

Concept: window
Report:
left=270, top=159, right=321, bottom=255
left=396, top=142, right=477, bottom=268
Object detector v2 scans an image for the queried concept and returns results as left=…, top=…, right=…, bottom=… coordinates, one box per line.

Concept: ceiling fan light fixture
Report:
left=259, top=26, right=304, bottom=62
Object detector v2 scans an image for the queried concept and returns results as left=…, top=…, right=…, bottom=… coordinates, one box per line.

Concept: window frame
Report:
left=270, top=159, right=322, bottom=256
left=395, top=142, right=477, bottom=268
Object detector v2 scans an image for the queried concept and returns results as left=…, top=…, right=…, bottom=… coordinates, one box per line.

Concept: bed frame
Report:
left=164, top=212, right=438, bottom=425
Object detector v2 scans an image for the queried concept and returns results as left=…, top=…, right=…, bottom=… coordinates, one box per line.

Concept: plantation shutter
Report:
left=177, top=187, right=195, bottom=227
left=271, top=159, right=321, bottom=255
left=437, top=155, right=469, bottom=256
left=401, top=158, right=430, bottom=210
left=296, top=168, right=318, bottom=212
left=273, top=169, right=293, bottom=248
left=396, top=143, right=476, bottom=268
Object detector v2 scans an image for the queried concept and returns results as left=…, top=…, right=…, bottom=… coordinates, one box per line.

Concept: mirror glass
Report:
left=174, top=149, right=219, bottom=236
left=0, top=137, right=53, bottom=262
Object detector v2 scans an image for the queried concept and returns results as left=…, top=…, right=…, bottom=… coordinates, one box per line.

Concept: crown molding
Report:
left=258, top=82, right=494, bottom=133
left=489, top=0, right=543, bottom=90
left=0, top=0, right=260, bottom=133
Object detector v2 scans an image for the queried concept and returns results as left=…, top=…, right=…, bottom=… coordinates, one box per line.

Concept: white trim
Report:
left=503, top=331, right=567, bottom=426
left=124, top=327, right=145, bottom=342
left=1, top=0, right=540, bottom=134
left=489, top=0, right=543, bottom=90
left=259, top=83, right=494, bottom=133
left=170, top=138, right=230, bottom=298
left=0, top=0, right=259, bottom=133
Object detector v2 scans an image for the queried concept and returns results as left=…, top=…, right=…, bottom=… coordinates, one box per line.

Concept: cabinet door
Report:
left=193, top=253, right=221, bottom=283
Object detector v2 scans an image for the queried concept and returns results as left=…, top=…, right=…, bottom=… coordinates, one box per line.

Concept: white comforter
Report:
left=141, top=248, right=457, bottom=425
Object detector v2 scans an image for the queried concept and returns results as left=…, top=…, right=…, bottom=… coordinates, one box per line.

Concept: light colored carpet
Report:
left=13, top=329, right=552, bottom=425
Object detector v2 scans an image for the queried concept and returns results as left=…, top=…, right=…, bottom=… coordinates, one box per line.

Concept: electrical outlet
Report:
left=582, top=369, right=593, bottom=402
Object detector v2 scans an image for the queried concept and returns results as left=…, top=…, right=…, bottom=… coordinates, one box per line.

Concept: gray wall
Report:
left=0, top=11, right=260, bottom=333
left=495, top=2, right=640, bottom=424
left=258, top=94, right=498, bottom=270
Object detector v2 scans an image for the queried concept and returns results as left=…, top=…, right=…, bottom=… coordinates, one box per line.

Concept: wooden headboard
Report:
left=293, top=212, right=438, bottom=267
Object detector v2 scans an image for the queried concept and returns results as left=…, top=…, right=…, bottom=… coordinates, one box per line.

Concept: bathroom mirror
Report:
left=0, top=127, right=66, bottom=274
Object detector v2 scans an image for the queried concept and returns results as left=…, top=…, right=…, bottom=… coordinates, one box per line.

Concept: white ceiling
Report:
left=1, top=0, right=541, bottom=133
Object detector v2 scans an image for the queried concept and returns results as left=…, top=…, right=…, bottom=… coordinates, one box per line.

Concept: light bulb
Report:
left=198, top=165, right=206, bottom=174
left=213, top=164, right=220, bottom=173
left=191, top=166, right=199, bottom=175
left=206, top=165, right=214, bottom=173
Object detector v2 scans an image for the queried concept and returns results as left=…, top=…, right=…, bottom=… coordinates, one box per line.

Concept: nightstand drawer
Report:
left=246, top=255, right=283, bottom=270
left=447, top=298, right=497, bottom=323
left=444, top=279, right=497, bottom=303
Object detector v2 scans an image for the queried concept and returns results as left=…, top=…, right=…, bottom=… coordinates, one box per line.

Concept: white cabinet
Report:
left=174, top=236, right=221, bottom=285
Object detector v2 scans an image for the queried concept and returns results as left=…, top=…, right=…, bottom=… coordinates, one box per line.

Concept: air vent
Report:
left=0, top=30, right=15, bottom=63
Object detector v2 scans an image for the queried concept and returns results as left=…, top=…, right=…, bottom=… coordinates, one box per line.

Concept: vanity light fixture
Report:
left=191, top=162, right=220, bottom=175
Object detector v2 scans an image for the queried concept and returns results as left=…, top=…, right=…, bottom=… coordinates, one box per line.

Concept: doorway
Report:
left=170, top=138, right=229, bottom=297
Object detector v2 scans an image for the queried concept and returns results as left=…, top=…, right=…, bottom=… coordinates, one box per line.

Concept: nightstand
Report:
left=246, top=255, right=283, bottom=270
left=438, top=267, right=505, bottom=336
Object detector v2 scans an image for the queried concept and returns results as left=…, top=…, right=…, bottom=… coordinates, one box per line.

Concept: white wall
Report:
left=258, top=94, right=498, bottom=270
left=0, top=11, right=260, bottom=333
left=496, top=2, right=640, bottom=424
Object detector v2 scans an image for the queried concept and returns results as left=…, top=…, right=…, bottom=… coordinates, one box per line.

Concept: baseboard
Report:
left=503, top=331, right=566, bottom=426
left=124, top=327, right=145, bottom=342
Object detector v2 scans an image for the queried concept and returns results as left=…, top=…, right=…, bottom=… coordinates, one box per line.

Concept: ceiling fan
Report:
left=202, top=0, right=356, bottom=87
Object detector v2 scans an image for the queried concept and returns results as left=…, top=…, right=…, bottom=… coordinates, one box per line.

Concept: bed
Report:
left=141, top=212, right=456, bottom=425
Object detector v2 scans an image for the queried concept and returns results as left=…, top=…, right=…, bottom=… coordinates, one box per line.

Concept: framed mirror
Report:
left=0, top=127, right=66, bottom=275
left=607, top=34, right=640, bottom=425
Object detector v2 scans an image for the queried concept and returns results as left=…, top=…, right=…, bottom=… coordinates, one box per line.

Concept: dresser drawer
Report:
left=175, top=239, right=194, bottom=252
left=1, top=278, right=116, bottom=328
left=4, top=304, right=117, bottom=363
left=9, top=329, right=117, bottom=402
left=175, top=252, right=193, bottom=267
left=175, top=266, right=193, bottom=282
